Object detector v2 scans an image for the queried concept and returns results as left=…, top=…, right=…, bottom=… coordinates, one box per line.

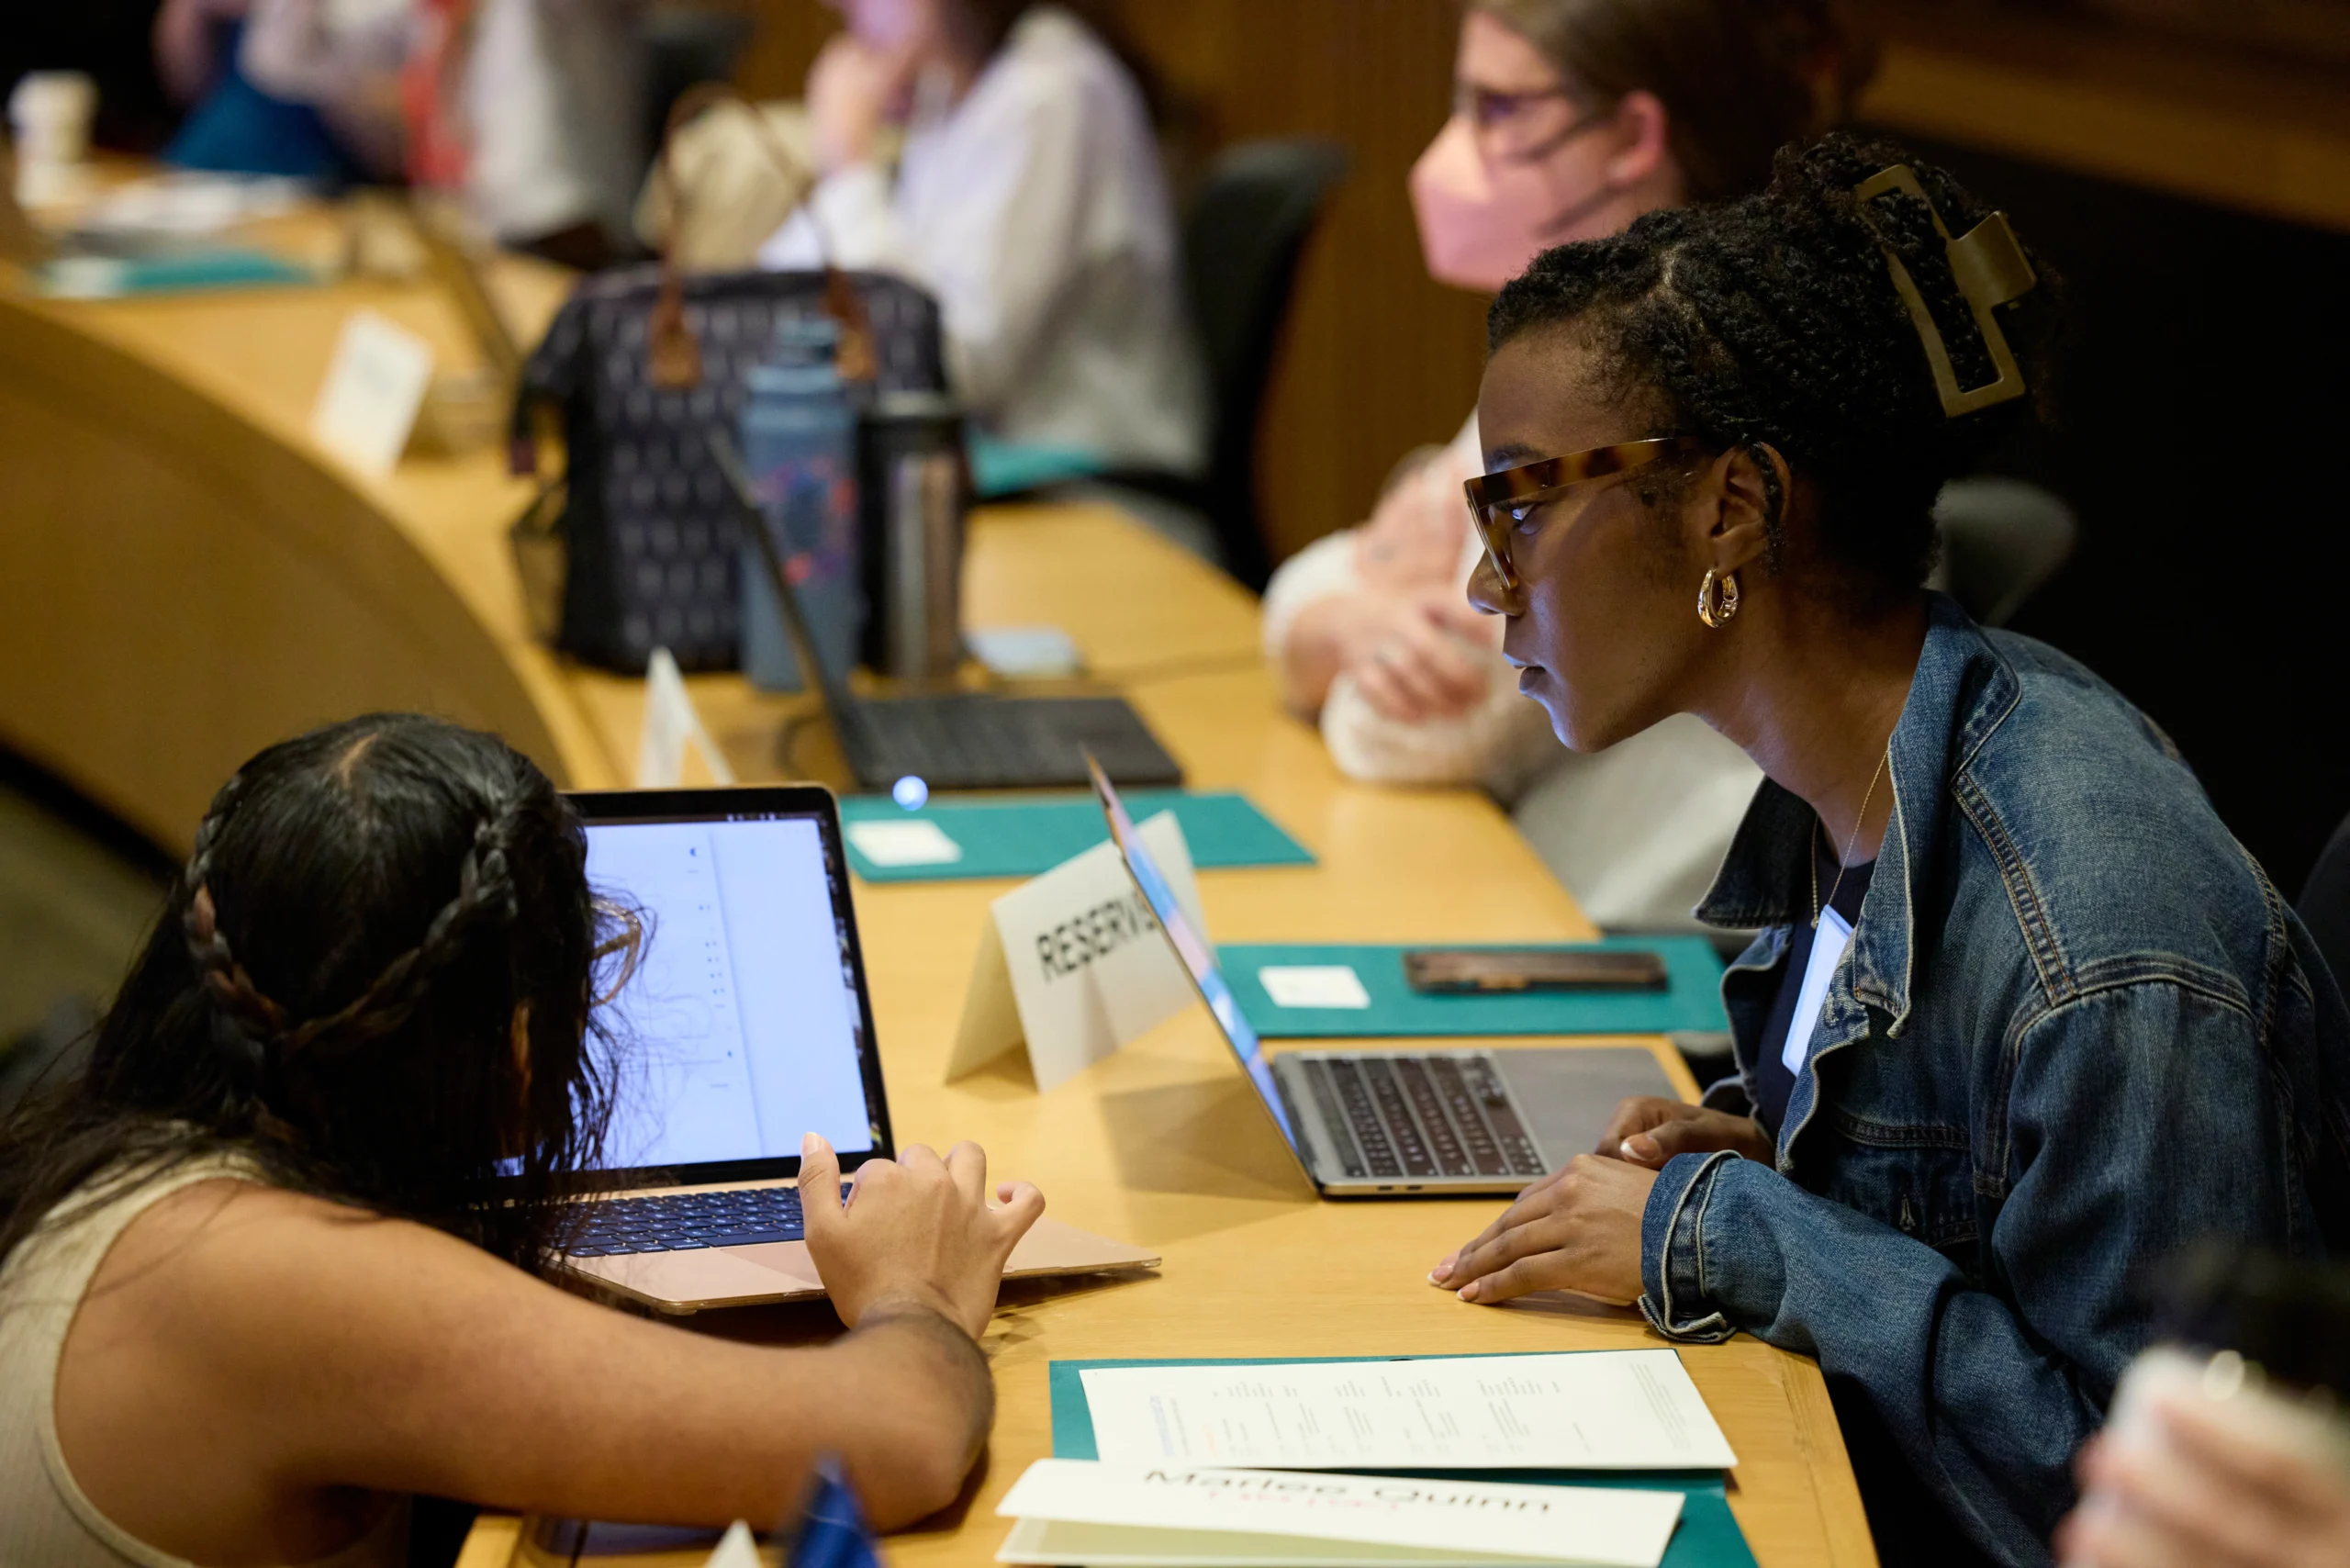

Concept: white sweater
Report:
left=761, top=8, right=1206, bottom=475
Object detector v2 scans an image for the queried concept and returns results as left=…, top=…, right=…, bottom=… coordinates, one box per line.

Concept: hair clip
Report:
left=1852, top=165, right=2039, bottom=419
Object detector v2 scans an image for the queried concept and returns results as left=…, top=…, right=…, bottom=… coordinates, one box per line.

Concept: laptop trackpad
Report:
left=735, top=1239, right=827, bottom=1292
left=1496, top=1047, right=1683, bottom=1167
left=738, top=1216, right=1160, bottom=1291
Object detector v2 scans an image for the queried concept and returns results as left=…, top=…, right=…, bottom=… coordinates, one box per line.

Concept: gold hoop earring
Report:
left=1697, top=568, right=1741, bottom=629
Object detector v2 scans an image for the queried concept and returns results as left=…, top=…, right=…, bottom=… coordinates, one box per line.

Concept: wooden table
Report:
left=0, top=231, right=1872, bottom=1568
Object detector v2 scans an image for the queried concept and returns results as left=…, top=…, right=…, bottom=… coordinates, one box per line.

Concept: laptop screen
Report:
left=1086, top=763, right=1303, bottom=1157
left=572, top=789, right=890, bottom=1184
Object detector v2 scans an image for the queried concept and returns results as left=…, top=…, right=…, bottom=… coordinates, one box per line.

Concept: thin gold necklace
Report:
left=1811, top=747, right=1891, bottom=929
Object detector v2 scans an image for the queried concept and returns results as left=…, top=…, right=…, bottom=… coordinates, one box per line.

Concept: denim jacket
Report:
left=1637, top=596, right=2350, bottom=1566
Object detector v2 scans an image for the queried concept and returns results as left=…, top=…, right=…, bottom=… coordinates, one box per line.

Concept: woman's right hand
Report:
left=806, top=32, right=918, bottom=174
left=1598, top=1096, right=1775, bottom=1168
left=799, top=1133, right=1045, bottom=1338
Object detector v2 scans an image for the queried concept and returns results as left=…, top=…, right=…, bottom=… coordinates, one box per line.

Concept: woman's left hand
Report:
left=1429, top=1154, right=1657, bottom=1305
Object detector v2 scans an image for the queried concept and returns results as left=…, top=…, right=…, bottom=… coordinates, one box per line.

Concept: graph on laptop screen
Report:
left=585, top=813, right=878, bottom=1170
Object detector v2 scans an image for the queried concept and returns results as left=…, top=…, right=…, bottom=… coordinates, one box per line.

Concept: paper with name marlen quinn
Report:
left=995, top=1461, right=1684, bottom=1568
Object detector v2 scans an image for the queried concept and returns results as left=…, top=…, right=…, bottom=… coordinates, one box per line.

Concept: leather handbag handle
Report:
left=645, top=82, right=877, bottom=389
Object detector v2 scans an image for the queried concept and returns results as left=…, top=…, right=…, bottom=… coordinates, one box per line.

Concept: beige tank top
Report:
left=0, top=1159, right=408, bottom=1568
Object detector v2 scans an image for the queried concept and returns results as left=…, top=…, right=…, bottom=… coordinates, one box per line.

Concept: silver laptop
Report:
left=1086, top=760, right=1680, bottom=1197
left=548, top=785, right=1156, bottom=1313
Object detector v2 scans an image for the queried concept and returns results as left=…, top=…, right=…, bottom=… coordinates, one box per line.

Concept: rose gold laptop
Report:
left=546, top=786, right=1156, bottom=1315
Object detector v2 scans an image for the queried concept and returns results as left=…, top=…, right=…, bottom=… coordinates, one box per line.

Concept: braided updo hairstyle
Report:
left=1486, top=132, right=2062, bottom=595
left=0, top=714, right=632, bottom=1273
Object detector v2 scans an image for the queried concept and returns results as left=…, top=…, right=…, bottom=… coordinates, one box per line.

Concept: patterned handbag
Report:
left=509, top=265, right=946, bottom=671
left=509, top=84, right=946, bottom=672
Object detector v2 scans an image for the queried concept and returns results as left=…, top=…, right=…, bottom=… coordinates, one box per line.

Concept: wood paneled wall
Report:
left=733, top=1, right=1490, bottom=565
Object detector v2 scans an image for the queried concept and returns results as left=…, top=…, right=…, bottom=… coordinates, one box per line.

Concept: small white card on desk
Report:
left=701, top=1521, right=760, bottom=1568
left=635, top=647, right=737, bottom=788
left=846, top=818, right=964, bottom=868
left=1079, top=1351, right=1736, bottom=1472
left=947, top=811, right=1207, bottom=1093
left=310, top=308, right=435, bottom=479
left=1259, top=965, right=1371, bottom=1010
left=968, top=624, right=1084, bottom=679
left=996, top=1461, right=1683, bottom=1568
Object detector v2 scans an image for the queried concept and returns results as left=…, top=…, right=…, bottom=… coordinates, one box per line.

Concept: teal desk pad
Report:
left=1217, top=937, right=1728, bottom=1037
left=837, top=790, right=1314, bottom=882
left=40, top=249, right=317, bottom=297
left=1049, top=1356, right=1755, bottom=1568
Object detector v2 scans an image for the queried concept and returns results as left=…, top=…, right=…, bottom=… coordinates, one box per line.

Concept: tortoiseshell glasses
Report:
left=1462, top=437, right=1706, bottom=591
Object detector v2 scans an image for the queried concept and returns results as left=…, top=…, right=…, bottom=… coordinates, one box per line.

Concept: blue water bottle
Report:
left=737, top=314, right=864, bottom=690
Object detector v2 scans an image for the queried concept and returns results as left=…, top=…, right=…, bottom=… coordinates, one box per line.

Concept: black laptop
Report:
left=709, top=430, right=1184, bottom=791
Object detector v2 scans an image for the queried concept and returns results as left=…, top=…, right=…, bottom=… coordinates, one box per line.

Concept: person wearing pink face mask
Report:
left=1263, top=0, right=1870, bottom=930
left=758, top=0, right=1206, bottom=492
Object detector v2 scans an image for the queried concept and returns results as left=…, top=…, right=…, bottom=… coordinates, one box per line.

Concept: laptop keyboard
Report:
left=845, top=694, right=1182, bottom=790
left=562, top=1183, right=854, bottom=1258
left=865, top=697, right=1056, bottom=787
left=1299, top=1055, right=1547, bottom=1182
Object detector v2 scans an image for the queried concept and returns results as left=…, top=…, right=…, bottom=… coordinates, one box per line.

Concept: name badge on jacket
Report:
left=1783, top=905, right=1855, bottom=1075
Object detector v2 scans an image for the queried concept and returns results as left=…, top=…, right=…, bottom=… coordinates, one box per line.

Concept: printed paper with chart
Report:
left=1079, top=1350, right=1735, bottom=1472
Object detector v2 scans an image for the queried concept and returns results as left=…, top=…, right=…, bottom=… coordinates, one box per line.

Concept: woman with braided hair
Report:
left=1426, top=135, right=2350, bottom=1565
left=0, top=713, right=1044, bottom=1566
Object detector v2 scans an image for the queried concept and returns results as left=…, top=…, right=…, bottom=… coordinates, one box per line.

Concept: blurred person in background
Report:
left=154, top=0, right=407, bottom=181
left=2060, top=1248, right=2350, bottom=1568
left=1263, top=0, right=1867, bottom=932
left=153, top=0, right=645, bottom=264
left=2062, top=1372, right=2350, bottom=1567
left=757, top=0, right=1206, bottom=493
left=406, top=0, right=647, bottom=264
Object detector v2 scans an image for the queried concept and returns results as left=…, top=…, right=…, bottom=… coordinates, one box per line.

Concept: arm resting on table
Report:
left=1639, top=979, right=2312, bottom=1566
left=60, top=1182, right=993, bottom=1547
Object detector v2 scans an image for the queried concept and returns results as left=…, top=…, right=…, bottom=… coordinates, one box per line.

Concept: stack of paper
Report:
left=994, top=1351, right=1739, bottom=1568
left=996, top=1461, right=1684, bottom=1568
left=1077, top=1350, right=1738, bottom=1471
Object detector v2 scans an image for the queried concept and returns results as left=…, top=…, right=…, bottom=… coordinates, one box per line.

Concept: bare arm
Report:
left=58, top=1140, right=1039, bottom=1562
left=153, top=0, right=252, bottom=104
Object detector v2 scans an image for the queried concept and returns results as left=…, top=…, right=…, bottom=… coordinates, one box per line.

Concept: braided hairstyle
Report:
left=0, top=714, right=632, bottom=1273
left=1486, top=132, right=2062, bottom=595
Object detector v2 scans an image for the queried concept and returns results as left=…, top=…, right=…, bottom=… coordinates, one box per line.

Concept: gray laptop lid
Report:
left=1087, top=758, right=1318, bottom=1183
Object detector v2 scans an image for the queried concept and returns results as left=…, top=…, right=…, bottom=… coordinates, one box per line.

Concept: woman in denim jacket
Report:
left=1429, top=132, right=2350, bottom=1567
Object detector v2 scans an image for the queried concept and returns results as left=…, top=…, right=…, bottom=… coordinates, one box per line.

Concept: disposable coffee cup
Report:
left=10, top=71, right=97, bottom=207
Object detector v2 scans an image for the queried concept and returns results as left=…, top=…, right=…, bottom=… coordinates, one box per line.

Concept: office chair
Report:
left=1181, top=139, right=1348, bottom=589
left=640, top=4, right=757, bottom=178
left=2301, top=810, right=2350, bottom=998
left=1090, top=140, right=1348, bottom=589
left=1930, top=476, right=2080, bottom=629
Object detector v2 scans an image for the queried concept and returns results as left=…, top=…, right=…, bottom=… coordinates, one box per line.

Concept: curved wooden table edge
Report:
left=0, top=286, right=621, bottom=850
